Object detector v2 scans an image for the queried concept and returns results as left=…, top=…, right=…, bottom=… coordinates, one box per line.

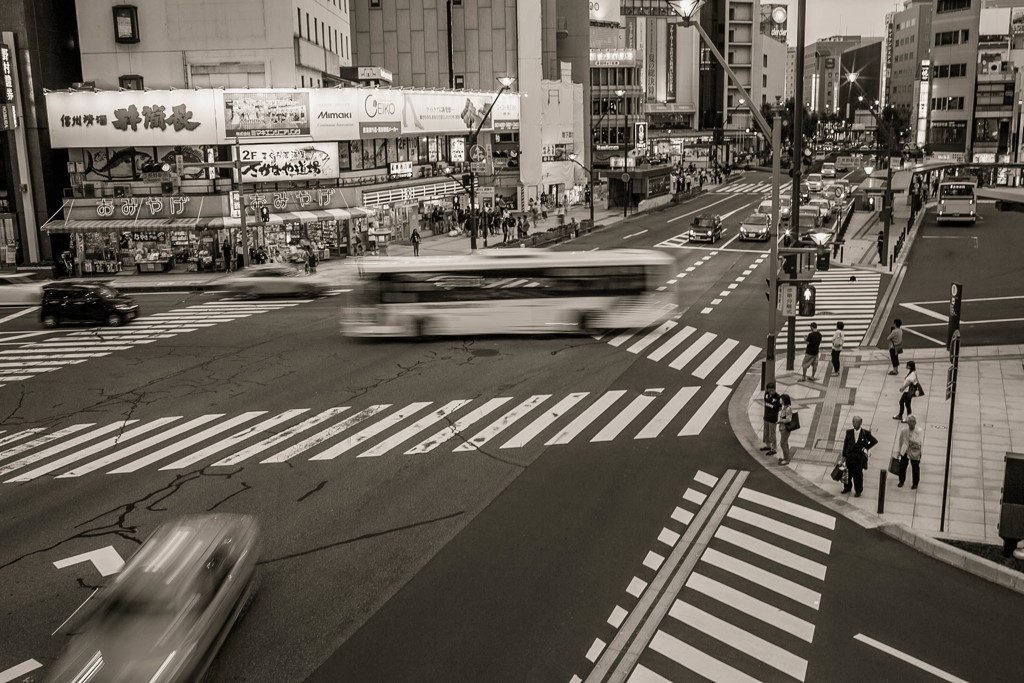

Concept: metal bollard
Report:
left=878, top=470, right=887, bottom=514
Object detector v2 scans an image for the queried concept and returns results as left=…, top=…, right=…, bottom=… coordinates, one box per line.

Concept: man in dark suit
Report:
left=842, top=415, right=878, bottom=497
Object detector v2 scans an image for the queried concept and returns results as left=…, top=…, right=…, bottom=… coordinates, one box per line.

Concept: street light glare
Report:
left=615, top=88, right=625, bottom=98
left=497, top=76, right=516, bottom=88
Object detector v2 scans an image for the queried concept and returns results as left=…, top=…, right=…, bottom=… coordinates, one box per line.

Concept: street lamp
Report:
left=568, top=152, right=594, bottom=226
left=467, top=76, right=516, bottom=251
left=845, top=72, right=859, bottom=121
left=614, top=88, right=630, bottom=217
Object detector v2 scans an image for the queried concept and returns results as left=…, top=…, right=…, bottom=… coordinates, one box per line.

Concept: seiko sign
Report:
left=364, top=95, right=397, bottom=118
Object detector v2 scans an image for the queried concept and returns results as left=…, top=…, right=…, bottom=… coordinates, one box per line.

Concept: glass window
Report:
left=374, top=139, right=388, bottom=167
left=350, top=139, right=363, bottom=170
left=338, top=141, right=351, bottom=170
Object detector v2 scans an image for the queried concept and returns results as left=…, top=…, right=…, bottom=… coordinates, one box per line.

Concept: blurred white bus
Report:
left=341, top=249, right=676, bottom=337
left=936, top=177, right=977, bottom=225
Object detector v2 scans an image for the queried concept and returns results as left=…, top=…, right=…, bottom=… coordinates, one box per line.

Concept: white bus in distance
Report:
left=341, top=249, right=676, bottom=337
left=936, top=177, right=978, bottom=225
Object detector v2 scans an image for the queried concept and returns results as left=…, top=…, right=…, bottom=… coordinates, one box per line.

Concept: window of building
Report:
left=118, top=74, right=143, bottom=90
left=763, top=74, right=767, bottom=87
left=297, top=8, right=302, bottom=37
left=306, top=12, right=310, bottom=39
left=454, top=74, right=465, bottom=89
left=937, top=0, right=971, bottom=13
left=301, top=75, right=305, bottom=87
left=112, top=5, right=141, bottom=43
left=370, top=0, right=380, bottom=7
left=314, top=19, right=319, bottom=44
left=931, top=96, right=964, bottom=110
left=763, top=54, right=768, bottom=67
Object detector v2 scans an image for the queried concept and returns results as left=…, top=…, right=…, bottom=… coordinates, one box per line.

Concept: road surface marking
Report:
left=623, top=229, right=648, bottom=239
left=357, top=400, right=472, bottom=458
left=109, top=412, right=266, bottom=473
left=215, top=407, right=350, bottom=465
left=737, top=488, right=836, bottom=529
left=53, top=546, right=125, bottom=577
left=671, top=507, right=694, bottom=525
left=405, top=398, right=513, bottom=454
left=627, top=321, right=676, bottom=354
left=0, top=307, right=39, bottom=325
left=669, top=600, right=808, bottom=680
left=678, top=385, right=731, bottom=436
left=546, top=391, right=626, bottom=445
left=667, top=195, right=735, bottom=222
left=261, top=406, right=388, bottom=463
left=0, top=660, right=42, bottom=683
left=669, top=332, right=717, bottom=370
left=657, top=527, right=680, bottom=547
left=308, top=402, right=432, bottom=460
left=686, top=572, right=815, bottom=641
left=683, top=488, right=707, bottom=505
left=854, top=633, right=972, bottom=683
left=715, top=526, right=827, bottom=580
left=644, top=635, right=759, bottom=683
left=502, top=393, right=589, bottom=448
left=52, top=588, right=99, bottom=635
left=591, top=392, right=660, bottom=442
left=726, top=506, right=832, bottom=554
left=0, top=422, right=134, bottom=476
left=635, top=387, right=699, bottom=439
left=585, top=639, right=606, bottom=662
left=453, top=395, right=550, bottom=451
left=626, top=577, right=647, bottom=597
left=901, top=302, right=949, bottom=322
left=647, top=325, right=695, bottom=362
left=162, top=409, right=312, bottom=469
left=60, top=414, right=224, bottom=477
left=692, top=338, right=738, bottom=379
left=717, top=345, right=762, bottom=386
left=642, top=551, right=665, bottom=571
left=701, top=547, right=822, bottom=609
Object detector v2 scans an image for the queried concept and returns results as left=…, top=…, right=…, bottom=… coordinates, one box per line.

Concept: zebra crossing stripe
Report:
left=453, top=395, right=551, bottom=451
left=648, top=325, right=695, bottom=362
left=108, top=412, right=267, bottom=474
left=635, top=387, right=699, bottom=439
left=692, top=338, right=738, bottom=379
left=608, top=330, right=637, bottom=348
left=669, top=331, right=716, bottom=370
left=161, top=409, right=312, bottom=470
left=545, top=391, right=626, bottom=445
left=0, top=421, right=140, bottom=477
left=0, top=367, right=58, bottom=375
left=715, top=526, right=827, bottom=580
left=627, top=662, right=677, bottom=683
left=591, top=391, right=661, bottom=442
left=356, top=400, right=472, bottom=458
left=717, top=345, right=762, bottom=386
left=646, top=631, right=760, bottom=683
left=701, top=548, right=821, bottom=610
left=727, top=506, right=832, bottom=554
left=502, top=393, right=589, bottom=448
left=405, top=397, right=514, bottom=454
left=58, top=414, right=226, bottom=477
left=668, top=601, right=808, bottom=681
left=261, top=405, right=388, bottom=463
left=678, top=385, right=731, bottom=436
left=214, top=407, right=350, bottom=466
left=0, top=424, right=97, bottom=464
left=627, top=321, right=676, bottom=355
left=685, top=572, right=816, bottom=642
left=308, top=402, right=433, bottom=461
left=7, top=417, right=182, bottom=483
left=0, top=428, right=45, bottom=449
left=1, top=346, right=131, bottom=354
left=737, top=488, right=836, bottom=530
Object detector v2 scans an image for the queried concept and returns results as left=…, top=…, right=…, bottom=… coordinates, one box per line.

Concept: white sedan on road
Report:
left=221, top=264, right=328, bottom=298
left=0, top=274, right=44, bottom=306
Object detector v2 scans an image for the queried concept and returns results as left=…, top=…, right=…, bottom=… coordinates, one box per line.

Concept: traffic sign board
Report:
left=620, top=172, right=631, bottom=183
left=780, top=285, right=797, bottom=316
left=470, top=161, right=491, bottom=174
left=469, top=144, right=486, bottom=162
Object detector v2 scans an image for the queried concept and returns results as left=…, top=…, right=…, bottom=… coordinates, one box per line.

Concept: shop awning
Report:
left=41, top=218, right=199, bottom=233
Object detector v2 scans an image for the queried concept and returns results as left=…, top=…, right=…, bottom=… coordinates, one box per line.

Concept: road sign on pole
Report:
left=947, top=282, right=962, bottom=356
left=469, top=144, right=486, bottom=162
left=780, top=284, right=797, bottom=316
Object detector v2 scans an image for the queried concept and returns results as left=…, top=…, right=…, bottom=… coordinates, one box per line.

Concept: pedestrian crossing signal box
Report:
left=815, top=248, right=830, bottom=271
left=798, top=284, right=816, bottom=316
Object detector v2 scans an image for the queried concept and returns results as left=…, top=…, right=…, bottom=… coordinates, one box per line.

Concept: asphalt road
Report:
left=3, top=173, right=1024, bottom=683
left=886, top=199, right=1024, bottom=349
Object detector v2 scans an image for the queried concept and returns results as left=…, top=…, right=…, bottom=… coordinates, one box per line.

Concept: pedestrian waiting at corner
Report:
left=897, top=415, right=924, bottom=489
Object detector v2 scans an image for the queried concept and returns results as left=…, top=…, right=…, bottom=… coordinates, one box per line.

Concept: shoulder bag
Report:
left=888, top=454, right=902, bottom=475
left=915, top=382, right=925, bottom=397
left=787, top=411, right=801, bottom=431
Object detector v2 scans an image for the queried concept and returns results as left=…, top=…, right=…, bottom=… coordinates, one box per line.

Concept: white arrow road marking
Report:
left=53, top=546, right=125, bottom=577
left=0, top=660, right=42, bottom=683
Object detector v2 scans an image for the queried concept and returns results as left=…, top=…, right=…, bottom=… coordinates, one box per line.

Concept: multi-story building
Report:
left=76, top=0, right=352, bottom=89
left=887, top=0, right=934, bottom=119
left=762, top=36, right=788, bottom=107
left=804, top=36, right=876, bottom=113
left=927, top=0, right=981, bottom=160
left=972, top=33, right=1014, bottom=162
left=837, top=41, right=883, bottom=121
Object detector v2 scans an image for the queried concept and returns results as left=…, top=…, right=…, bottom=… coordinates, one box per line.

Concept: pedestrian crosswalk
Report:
left=595, top=322, right=761, bottom=386
left=0, top=298, right=328, bottom=389
left=776, top=266, right=881, bottom=353
left=0, top=387, right=739, bottom=483
left=572, top=471, right=836, bottom=683
left=713, top=180, right=793, bottom=195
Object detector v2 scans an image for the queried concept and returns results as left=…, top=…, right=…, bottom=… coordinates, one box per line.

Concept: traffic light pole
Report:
left=787, top=0, right=806, bottom=372
left=233, top=140, right=251, bottom=268
left=767, top=108, right=782, bottom=386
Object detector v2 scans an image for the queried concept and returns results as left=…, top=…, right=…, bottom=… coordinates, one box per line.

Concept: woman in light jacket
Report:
left=894, top=359, right=918, bottom=422
left=777, top=393, right=794, bottom=466
left=898, top=415, right=924, bottom=489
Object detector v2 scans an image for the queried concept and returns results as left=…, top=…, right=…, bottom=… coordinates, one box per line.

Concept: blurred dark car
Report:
left=221, top=264, right=327, bottom=298
left=41, top=283, right=138, bottom=328
left=45, top=514, right=260, bottom=683
left=688, top=214, right=724, bottom=243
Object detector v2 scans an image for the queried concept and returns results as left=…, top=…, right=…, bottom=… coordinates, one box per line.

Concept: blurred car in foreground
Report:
left=688, top=214, right=724, bottom=243
left=45, top=514, right=260, bottom=683
left=222, top=264, right=327, bottom=298
left=739, top=213, right=771, bottom=241
left=41, top=283, right=138, bottom=327
left=0, top=273, right=44, bottom=306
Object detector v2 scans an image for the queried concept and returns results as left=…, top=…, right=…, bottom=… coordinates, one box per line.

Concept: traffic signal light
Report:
left=798, top=284, right=816, bottom=316
left=259, top=206, right=270, bottom=223
left=816, top=247, right=830, bottom=271
left=782, top=253, right=798, bottom=277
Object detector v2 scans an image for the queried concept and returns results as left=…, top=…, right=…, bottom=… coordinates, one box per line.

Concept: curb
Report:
left=727, top=361, right=1024, bottom=596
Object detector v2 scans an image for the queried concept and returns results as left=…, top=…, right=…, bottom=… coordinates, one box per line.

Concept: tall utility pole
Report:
left=766, top=102, right=783, bottom=387
left=468, top=77, right=515, bottom=251
left=787, top=0, right=807, bottom=371
left=624, top=95, right=631, bottom=219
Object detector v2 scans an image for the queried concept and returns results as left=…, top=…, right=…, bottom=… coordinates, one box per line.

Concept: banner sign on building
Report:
left=0, top=43, right=14, bottom=104
left=647, top=17, right=659, bottom=101
left=666, top=25, right=677, bottom=102
left=237, top=142, right=339, bottom=181
left=760, top=4, right=788, bottom=43
left=223, top=90, right=310, bottom=138
left=589, top=0, right=621, bottom=22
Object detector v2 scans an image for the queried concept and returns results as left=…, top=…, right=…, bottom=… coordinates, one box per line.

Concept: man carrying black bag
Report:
left=841, top=415, right=878, bottom=497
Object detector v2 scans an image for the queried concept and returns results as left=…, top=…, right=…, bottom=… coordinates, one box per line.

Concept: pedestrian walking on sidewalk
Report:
left=897, top=415, right=924, bottom=488
left=841, top=416, right=878, bottom=497
left=894, top=360, right=919, bottom=422
left=801, top=322, right=822, bottom=381
left=877, top=230, right=886, bottom=266
left=777, top=394, right=794, bottom=465
left=411, top=228, right=421, bottom=256
left=760, top=382, right=781, bottom=457
left=830, top=322, right=845, bottom=374
left=886, top=319, right=904, bottom=374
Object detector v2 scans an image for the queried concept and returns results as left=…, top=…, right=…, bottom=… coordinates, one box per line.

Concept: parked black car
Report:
left=41, top=283, right=139, bottom=328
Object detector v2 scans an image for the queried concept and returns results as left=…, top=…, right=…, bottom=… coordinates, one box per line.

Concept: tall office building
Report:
left=75, top=0, right=353, bottom=89
left=837, top=40, right=883, bottom=121
left=886, top=0, right=934, bottom=120
left=804, top=36, right=876, bottom=113
left=785, top=46, right=797, bottom=102
left=927, top=0, right=981, bottom=160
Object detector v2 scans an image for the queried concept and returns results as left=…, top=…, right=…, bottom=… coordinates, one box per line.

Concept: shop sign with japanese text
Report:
left=46, top=90, right=216, bottom=148
left=237, top=142, right=339, bottom=181
left=0, top=43, right=14, bottom=104
left=243, top=188, right=340, bottom=212
left=91, top=196, right=194, bottom=218
left=221, top=90, right=310, bottom=138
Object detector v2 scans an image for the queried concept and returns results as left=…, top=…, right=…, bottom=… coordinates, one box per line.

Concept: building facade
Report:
left=785, top=46, right=796, bottom=102
left=927, top=0, right=981, bottom=159
left=887, top=0, right=933, bottom=114
left=804, top=36, right=875, bottom=113
left=972, top=33, right=1014, bottom=162
left=837, top=41, right=883, bottom=121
